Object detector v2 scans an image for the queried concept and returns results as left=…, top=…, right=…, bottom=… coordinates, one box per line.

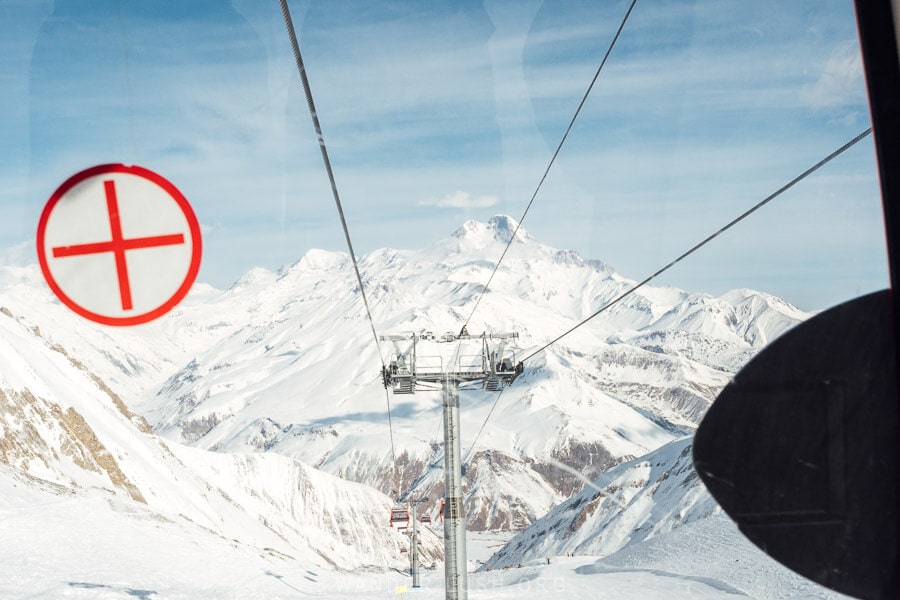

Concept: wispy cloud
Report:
left=801, top=41, right=865, bottom=110
left=418, top=191, right=500, bottom=209
left=0, top=2, right=884, bottom=308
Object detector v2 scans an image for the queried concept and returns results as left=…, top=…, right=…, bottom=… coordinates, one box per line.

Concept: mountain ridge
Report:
left=0, top=215, right=808, bottom=533
left=0, top=305, right=441, bottom=573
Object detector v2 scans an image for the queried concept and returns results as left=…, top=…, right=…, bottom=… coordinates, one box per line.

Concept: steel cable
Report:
left=460, top=128, right=873, bottom=474
left=280, top=0, right=396, bottom=465
left=522, top=127, right=873, bottom=363
left=461, top=0, right=639, bottom=333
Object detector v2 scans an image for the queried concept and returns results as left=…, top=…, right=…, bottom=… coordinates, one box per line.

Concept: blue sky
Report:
left=0, top=0, right=887, bottom=311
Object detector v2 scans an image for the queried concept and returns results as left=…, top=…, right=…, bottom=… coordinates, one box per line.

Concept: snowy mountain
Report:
left=0, top=216, right=807, bottom=535
left=0, top=305, right=442, bottom=581
left=479, top=436, right=848, bottom=599
left=0, top=214, right=829, bottom=598
left=482, top=437, right=715, bottom=568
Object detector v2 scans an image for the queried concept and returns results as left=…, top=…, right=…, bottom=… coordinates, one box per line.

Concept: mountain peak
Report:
left=451, top=215, right=533, bottom=245
left=278, top=249, right=349, bottom=279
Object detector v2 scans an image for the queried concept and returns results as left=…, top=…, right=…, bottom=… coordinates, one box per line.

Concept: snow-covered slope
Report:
left=480, top=436, right=849, bottom=598
left=579, top=514, right=851, bottom=599
left=0, top=216, right=808, bottom=533
left=0, top=306, right=441, bottom=576
left=0, top=463, right=845, bottom=600
left=482, top=437, right=715, bottom=568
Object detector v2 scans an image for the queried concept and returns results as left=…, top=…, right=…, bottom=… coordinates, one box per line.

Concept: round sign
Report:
left=37, top=164, right=202, bottom=326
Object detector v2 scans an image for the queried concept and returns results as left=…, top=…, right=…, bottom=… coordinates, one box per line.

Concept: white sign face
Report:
left=37, top=164, right=202, bottom=326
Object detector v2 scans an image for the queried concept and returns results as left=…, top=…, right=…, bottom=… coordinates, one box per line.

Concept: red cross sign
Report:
left=37, top=164, right=202, bottom=326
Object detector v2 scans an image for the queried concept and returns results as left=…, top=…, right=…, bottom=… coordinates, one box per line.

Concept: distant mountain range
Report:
left=0, top=215, right=808, bottom=541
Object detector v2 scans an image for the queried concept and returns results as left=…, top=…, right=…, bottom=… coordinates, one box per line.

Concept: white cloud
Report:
left=3, top=2, right=882, bottom=308
left=418, top=191, right=499, bottom=209
left=802, top=41, right=865, bottom=109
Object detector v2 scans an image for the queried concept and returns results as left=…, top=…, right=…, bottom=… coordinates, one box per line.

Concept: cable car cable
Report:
left=459, top=128, right=873, bottom=472
left=280, top=0, right=396, bottom=465
left=461, top=0, right=638, bottom=333
left=425, top=0, right=639, bottom=509
left=462, top=387, right=505, bottom=465
left=521, top=127, right=872, bottom=363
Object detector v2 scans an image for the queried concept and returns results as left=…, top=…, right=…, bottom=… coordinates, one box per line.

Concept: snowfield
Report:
left=0, top=471, right=847, bottom=599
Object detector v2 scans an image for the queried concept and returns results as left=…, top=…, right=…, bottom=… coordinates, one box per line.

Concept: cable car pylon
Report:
left=381, top=330, right=522, bottom=600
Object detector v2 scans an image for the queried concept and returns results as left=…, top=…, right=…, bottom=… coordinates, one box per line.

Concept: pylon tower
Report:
left=382, top=331, right=521, bottom=600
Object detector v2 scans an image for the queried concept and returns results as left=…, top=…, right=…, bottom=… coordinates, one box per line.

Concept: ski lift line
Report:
left=279, top=0, right=383, bottom=364
left=522, top=127, right=874, bottom=363
left=461, top=0, right=639, bottom=333
left=280, top=0, right=396, bottom=464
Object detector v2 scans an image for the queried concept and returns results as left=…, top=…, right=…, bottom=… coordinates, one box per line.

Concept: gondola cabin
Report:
left=389, top=507, right=410, bottom=528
